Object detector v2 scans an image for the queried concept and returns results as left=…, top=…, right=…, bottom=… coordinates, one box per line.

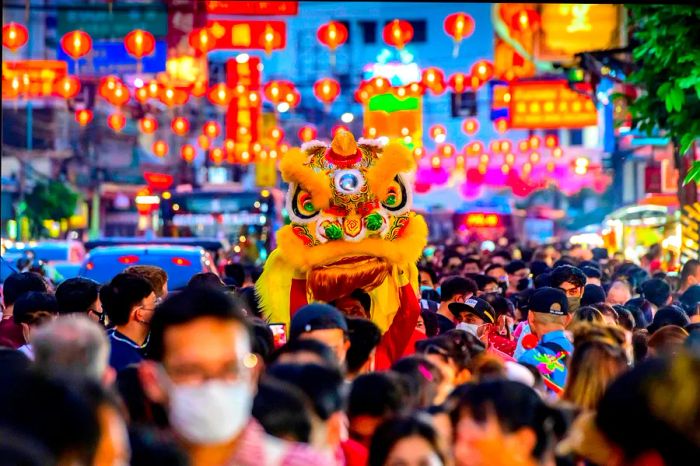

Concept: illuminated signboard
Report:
left=172, top=213, right=262, bottom=227
left=508, top=80, right=597, bottom=129
left=57, top=40, right=167, bottom=75
left=363, top=62, right=421, bottom=86
left=538, top=4, right=620, bottom=61
left=465, top=213, right=502, bottom=228
left=206, top=1, right=298, bottom=15
left=2, top=60, right=67, bottom=97
left=226, top=56, right=262, bottom=156
left=206, top=20, right=286, bottom=51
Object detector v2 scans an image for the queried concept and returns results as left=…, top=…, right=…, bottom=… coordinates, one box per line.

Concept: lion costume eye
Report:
left=334, top=169, right=364, bottom=195
left=381, top=176, right=408, bottom=212
left=291, top=185, right=320, bottom=221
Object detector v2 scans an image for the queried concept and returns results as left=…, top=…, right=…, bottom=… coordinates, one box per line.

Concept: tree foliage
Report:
left=626, top=5, right=700, bottom=184
left=25, top=180, right=79, bottom=236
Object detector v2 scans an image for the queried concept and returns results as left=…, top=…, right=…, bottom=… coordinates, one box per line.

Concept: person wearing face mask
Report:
left=138, top=287, right=331, bottom=466
left=100, top=273, right=156, bottom=372
left=448, top=297, right=495, bottom=342
left=550, top=265, right=587, bottom=315
left=435, top=276, right=478, bottom=335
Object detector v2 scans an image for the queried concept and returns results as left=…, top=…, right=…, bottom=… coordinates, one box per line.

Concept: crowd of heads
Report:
left=0, top=244, right=698, bottom=466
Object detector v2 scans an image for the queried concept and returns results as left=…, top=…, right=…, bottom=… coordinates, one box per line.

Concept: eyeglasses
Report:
left=162, top=353, right=257, bottom=385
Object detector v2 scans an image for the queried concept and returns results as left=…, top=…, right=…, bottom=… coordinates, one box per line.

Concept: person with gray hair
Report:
left=32, top=315, right=114, bottom=386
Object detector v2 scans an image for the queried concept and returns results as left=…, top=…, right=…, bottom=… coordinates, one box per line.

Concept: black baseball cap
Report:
left=581, top=284, right=607, bottom=307
left=290, top=303, right=348, bottom=340
left=529, top=287, right=569, bottom=316
left=448, top=297, right=495, bottom=324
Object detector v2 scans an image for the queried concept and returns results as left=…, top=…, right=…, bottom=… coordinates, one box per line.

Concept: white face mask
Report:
left=168, top=379, right=253, bottom=445
left=456, top=322, right=480, bottom=337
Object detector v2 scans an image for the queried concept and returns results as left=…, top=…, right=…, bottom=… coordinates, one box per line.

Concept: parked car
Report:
left=4, top=240, right=86, bottom=264
left=78, top=245, right=218, bottom=290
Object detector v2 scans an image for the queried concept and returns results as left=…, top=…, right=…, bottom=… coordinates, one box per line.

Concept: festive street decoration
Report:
left=421, top=67, right=446, bottom=94
left=203, top=121, right=221, bottom=139
left=317, top=20, right=348, bottom=51
left=60, top=30, right=92, bottom=59
left=471, top=60, right=494, bottom=82
left=2, top=23, right=28, bottom=51
left=171, top=117, right=190, bottom=136
left=462, top=118, right=479, bottom=135
left=54, top=75, right=81, bottom=99
left=124, top=29, right=155, bottom=59
left=107, top=113, right=126, bottom=133
left=443, top=13, right=475, bottom=57
left=158, top=86, right=189, bottom=107
left=511, top=8, right=540, bottom=32
left=208, top=83, right=233, bottom=107
left=197, top=134, right=211, bottom=150
left=74, top=109, right=93, bottom=126
left=152, top=140, right=169, bottom=157
left=298, top=125, right=317, bottom=143
left=210, top=147, right=225, bottom=164
left=313, top=78, right=341, bottom=107
left=138, top=116, right=158, bottom=134
left=383, top=19, right=413, bottom=50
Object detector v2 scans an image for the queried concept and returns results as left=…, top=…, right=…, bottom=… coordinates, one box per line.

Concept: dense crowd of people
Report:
left=0, top=241, right=699, bottom=466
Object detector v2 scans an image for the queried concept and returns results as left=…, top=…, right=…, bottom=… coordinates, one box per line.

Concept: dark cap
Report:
left=647, top=305, right=690, bottom=334
left=530, top=261, right=551, bottom=278
left=640, top=278, right=671, bottom=307
left=529, top=287, right=569, bottom=316
left=581, top=266, right=602, bottom=279
left=290, top=303, right=348, bottom=340
left=581, top=284, right=607, bottom=307
left=505, top=260, right=528, bottom=274
left=448, top=297, right=495, bottom=324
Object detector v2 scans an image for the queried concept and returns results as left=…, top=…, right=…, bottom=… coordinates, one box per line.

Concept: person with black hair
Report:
left=505, top=260, right=530, bottom=296
left=465, top=274, right=501, bottom=294
left=270, top=338, right=341, bottom=368
left=55, top=276, right=103, bottom=322
left=253, top=375, right=314, bottom=443
left=289, top=303, right=350, bottom=364
left=678, top=259, right=700, bottom=294
left=223, top=263, right=246, bottom=288
left=490, top=250, right=512, bottom=266
left=186, top=272, right=228, bottom=291
left=0, top=272, right=48, bottom=349
left=639, top=277, right=672, bottom=315
left=330, top=289, right=372, bottom=319
left=100, top=273, right=155, bottom=372
left=580, top=284, right=607, bottom=307
left=462, top=257, right=481, bottom=274
left=418, top=266, right=438, bottom=292
left=368, top=414, right=446, bottom=466
left=347, top=372, right=407, bottom=448
left=345, top=316, right=382, bottom=378
left=624, top=297, right=653, bottom=329
left=485, top=263, right=509, bottom=294
left=581, top=265, right=602, bottom=286
left=436, top=276, right=478, bottom=334
left=12, top=291, right=58, bottom=360
left=647, top=305, right=690, bottom=334
left=248, top=317, right=275, bottom=368
left=138, top=287, right=329, bottom=465
left=391, top=355, right=444, bottom=408
left=550, top=265, right=587, bottom=314
left=678, top=285, right=700, bottom=323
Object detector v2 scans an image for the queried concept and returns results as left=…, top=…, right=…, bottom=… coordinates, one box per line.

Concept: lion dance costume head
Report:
left=256, top=130, right=428, bottom=331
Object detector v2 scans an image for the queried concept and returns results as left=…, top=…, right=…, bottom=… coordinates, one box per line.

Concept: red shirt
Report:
left=0, top=317, right=25, bottom=349
left=374, top=283, right=420, bottom=370
left=340, top=439, right=368, bottom=466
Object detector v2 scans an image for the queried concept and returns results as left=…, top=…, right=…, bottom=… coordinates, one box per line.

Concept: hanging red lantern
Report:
left=471, top=60, right=494, bottom=82
left=197, top=134, right=211, bottom=150
left=98, top=75, right=122, bottom=99
left=468, top=141, right=484, bottom=155
left=2, top=23, right=28, bottom=51
left=210, top=147, right=225, bottom=165
left=529, top=135, right=541, bottom=149
left=313, top=78, right=341, bottom=105
left=190, top=80, right=208, bottom=98
left=124, top=29, right=155, bottom=59
left=383, top=19, right=413, bottom=50
left=511, top=9, right=540, bottom=33
left=75, top=109, right=93, bottom=126
left=552, top=147, right=563, bottom=159
left=139, top=116, right=158, bottom=134
left=60, top=30, right=92, bottom=59
left=189, top=27, right=215, bottom=54
left=500, top=140, right=513, bottom=153
left=54, top=76, right=81, bottom=99
left=317, top=21, right=348, bottom=51
left=494, top=118, right=509, bottom=134
left=152, top=140, right=169, bottom=157
left=443, top=13, right=474, bottom=56
left=421, top=67, right=446, bottom=94
left=429, top=124, right=446, bottom=142
left=224, top=139, right=235, bottom=154
left=135, top=86, right=149, bottom=103
left=518, top=140, right=529, bottom=152
left=263, top=80, right=293, bottom=105
left=159, top=86, right=189, bottom=107
left=448, top=73, right=469, bottom=93
left=203, top=121, right=221, bottom=139
left=298, top=126, right=317, bottom=143
left=171, top=117, right=190, bottom=136
left=208, top=83, right=233, bottom=107
left=283, top=90, right=301, bottom=108
left=462, top=118, right=479, bottom=135
left=146, top=80, right=160, bottom=97
left=268, top=126, right=284, bottom=142
left=107, top=113, right=126, bottom=133
left=545, top=134, right=559, bottom=148
left=331, top=125, right=349, bottom=137
left=439, top=144, right=456, bottom=158
left=105, top=83, right=130, bottom=106
left=181, top=144, right=196, bottom=163
left=261, top=23, right=280, bottom=56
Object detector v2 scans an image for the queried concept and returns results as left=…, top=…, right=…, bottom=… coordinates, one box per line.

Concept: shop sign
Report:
left=57, top=40, right=166, bottom=75
left=464, top=213, right=502, bottom=228
left=537, top=4, right=621, bottom=61
left=58, top=3, right=168, bottom=39
left=206, top=1, right=298, bottom=15
left=206, top=20, right=286, bottom=51
left=508, top=79, right=597, bottom=129
left=2, top=60, right=67, bottom=97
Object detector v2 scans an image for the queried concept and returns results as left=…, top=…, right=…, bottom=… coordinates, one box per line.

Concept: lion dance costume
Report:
left=256, top=130, right=428, bottom=356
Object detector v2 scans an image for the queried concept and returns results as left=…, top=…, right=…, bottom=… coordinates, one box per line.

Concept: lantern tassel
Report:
left=452, top=41, right=460, bottom=58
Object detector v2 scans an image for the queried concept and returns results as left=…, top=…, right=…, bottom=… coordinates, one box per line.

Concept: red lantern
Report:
left=448, top=73, right=468, bottom=93
left=105, top=83, right=130, bottom=106
left=261, top=23, right=281, bottom=56
left=443, top=13, right=474, bottom=56
left=471, top=60, right=494, bottom=82
left=331, top=125, right=349, bottom=137
left=469, top=141, right=484, bottom=155
left=197, top=134, right=211, bottom=150
left=317, top=21, right=348, bottom=51
left=224, top=139, right=235, bottom=153
left=135, top=87, right=149, bottom=103
left=383, top=19, right=413, bottom=50
left=107, top=113, right=126, bottom=133
left=518, top=140, right=529, bottom=152
left=181, top=144, right=196, bottom=163
left=429, top=124, right=446, bottom=142
left=75, top=109, right=93, bottom=126
left=264, top=80, right=293, bottom=105
left=421, top=67, right=446, bottom=94
left=439, top=144, right=456, bottom=158
left=283, top=90, right=301, bottom=108
left=462, top=118, right=479, bottom=135
left=147, top=80, right=160, bottom=97
left=139, top=116, right=158, bottom=134
left=210, top=147, right=225, bottom=165
left=511, top=9, right=540, bottom=33
left=529, top=135, right=541, bottom=149
left=268, top=126, right=284, bottom=142
left=203, top=121, right=221, bottom=139
left=494, top=118, right=509, bottom=134
left=152, top=140, right=169, bottom=157
left=54, top=76, right=81, bottom=99
left=189, top=27, right=215, bottom=54
left=208, top=83, right=233, bottom=107
left=159, top=87, right=189, bottom=107
left=124, top=29, right=155, bottom=59
left=500, top=140, right=513, bottom=153
left=2, top=23, right=28, bottom=51
left=60, top=30, right=92, bottom=59
left=545, top=134, right=559, bottom=148
left=191, top=80, right=208, bottom=98
left=298, top=126, right=317, bottom=142
left=171, top=117, right=190, bottom=136
left=313, top=78, right=341, bottom=105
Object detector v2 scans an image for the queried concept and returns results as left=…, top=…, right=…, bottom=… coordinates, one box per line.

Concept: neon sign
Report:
left=465, top=213, right=502, bottom=228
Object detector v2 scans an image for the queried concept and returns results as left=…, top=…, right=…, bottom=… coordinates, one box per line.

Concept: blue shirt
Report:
left=108, top=329, right=148, bottom=372
left=513, top=322, right=531, bottom=359
left=517, top=329, right=573, bottom=395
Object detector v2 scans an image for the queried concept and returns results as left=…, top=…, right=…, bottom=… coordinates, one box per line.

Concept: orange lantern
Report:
left=500, top=140, right=512, bottom=153
left=189, top=27, right=215, bottom=54
left=261, top=23, right=280, bottom=55
left=159, top=87, right=189, bottom=107
left=529, top=135, right=541, bottom=149
left=439, top=144, right=456, bottom=158
left=298, top=126, right=317, bottom=143
left=471, top=60, right=494, bottom=82
left=421, top=67, right=446, bottom=94
left=545, top=134, right=559, bottom=148
left=268, top=126, right=284, bottom=142
left=552, top=147, right=563, bottom=159
left=190, top=80, right=208, bottom=98
left=139, top=116, right=158, bottom=134
left=147, top=80, right=160, bottom=97
left=494, top=118, right=509, bottom=134
left=469, top=141, right=484, bottom=155
left=124, top=29, right=155, bottom=59
left=518, top=140, right=529, bottom=152
left=2, top=23, right=28, bottom=51
left=54, top=76, right=81, bottom=99
left=152, top=140, right=169, bottom=157
left=443, top=13, right=474, bottom=56
left=383, top=19, right=413, bottom=50
left=313, top=78, right=341, bottom=106
left=210, top=147, right=225, bottom=164
left=171, top=117, right=190, bottom=136
left=224, top=139, right=235, bottom=153
left=105, top=83, right=130, bottom=106
left=490, top=140, right=501, bottom=153
left=462, top=118, right=479, bottom=135
left=75, top=109, right=93, bottom=126
left=208, top=83, right=233, bottom=107
left=263, top=80, right=293, bottom=105
left=413, top=147, right=425, bottom=159
left=448, top=72, right=468, bottom=93
left=197, top=134, right=211, bottom=150
left=203, top=121, right=221, bottom=139
left=511, top=8, right=540, bottom=33
left=98, top=75, right=122, bottom=99
left=60, top=30, right=92, bottom=59
left=107, top=113, right=126, bottom=133
left=135, top=87, right=149, bottom=103
left=181, top=144, right=196, bottom=163
left=429, top=124, right=446, bottom=142
left=283, top=90, right=301, bottom=108
left=431, top=156, right=441, bottom=169
left=317, top=21, right=348, bottom=51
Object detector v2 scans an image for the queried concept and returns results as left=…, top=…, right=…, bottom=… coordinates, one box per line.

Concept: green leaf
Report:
left=657, top=82, right=672, bottom=98
left=683, top=160, right=700, bottom=186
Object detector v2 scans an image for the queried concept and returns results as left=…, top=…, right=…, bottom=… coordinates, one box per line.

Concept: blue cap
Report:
left=290, top=303, right=348, bottom=340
